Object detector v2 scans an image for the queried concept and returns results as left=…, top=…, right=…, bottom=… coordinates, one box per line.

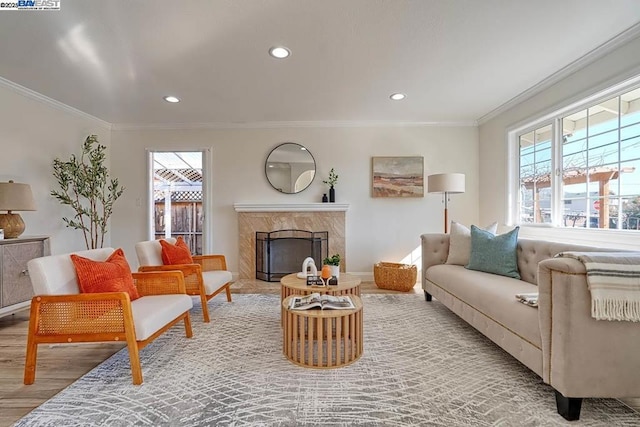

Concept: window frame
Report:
left=508, top=76, right=640, bottom=231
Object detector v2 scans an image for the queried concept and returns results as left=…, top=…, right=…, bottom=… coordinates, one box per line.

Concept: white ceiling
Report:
left=1, top=0, right=640, bottom=127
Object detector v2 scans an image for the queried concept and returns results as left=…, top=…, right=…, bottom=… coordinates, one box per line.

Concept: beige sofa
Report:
left=421, top=234, right=640, bottom=421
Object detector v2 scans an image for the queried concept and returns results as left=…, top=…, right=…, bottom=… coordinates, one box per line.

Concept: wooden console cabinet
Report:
left=0, top=236, right=50, bottom=318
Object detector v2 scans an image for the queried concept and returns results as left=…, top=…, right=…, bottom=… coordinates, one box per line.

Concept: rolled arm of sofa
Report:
left=420, top=234, right=449, bottom=289
left=537, top=257, right=640, bottom=398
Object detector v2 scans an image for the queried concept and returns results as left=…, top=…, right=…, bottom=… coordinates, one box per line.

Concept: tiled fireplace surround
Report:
left=234, top=203, right=348, bottom=279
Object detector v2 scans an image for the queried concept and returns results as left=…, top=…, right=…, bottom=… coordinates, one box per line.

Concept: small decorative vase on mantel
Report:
left=323, top=168, right=338, bottom=204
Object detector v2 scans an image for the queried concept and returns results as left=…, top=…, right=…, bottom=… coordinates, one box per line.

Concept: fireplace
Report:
left=256, top=229, right=328, bottom=282
left=235, top=203, right=347, bottom=279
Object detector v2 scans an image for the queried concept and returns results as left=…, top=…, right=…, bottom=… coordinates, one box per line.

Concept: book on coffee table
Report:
left=289, top=293, right=355, bottom=310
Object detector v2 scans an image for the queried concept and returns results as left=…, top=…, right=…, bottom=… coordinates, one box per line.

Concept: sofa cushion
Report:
left=426, top=264, right=541, bottom=348
left=70, top=248, right=140, bottom=301
left=131, top=294, right=193, bottom=341
left=202, top=270, right=233, bottom=295
left=446, top=221, right=498, bottom=266
left=467, top=226, right=520, bottom=279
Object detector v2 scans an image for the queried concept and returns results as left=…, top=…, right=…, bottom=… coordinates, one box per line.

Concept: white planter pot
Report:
left=329, top=265, right=340, bottom=279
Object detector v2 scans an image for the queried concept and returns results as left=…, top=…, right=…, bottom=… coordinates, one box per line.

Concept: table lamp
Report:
left=428, top=173, right=465, bottom=233
left=0, top=180, right=36, bottom=238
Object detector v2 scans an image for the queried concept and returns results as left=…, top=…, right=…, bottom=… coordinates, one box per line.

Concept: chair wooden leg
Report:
left=24, top=303, right=40, bottom=385
left=184, top=312, right=193, bottom=338
left=225, top=284, right=232, bottom=302
left=127, top=340, right=143, bottom=385
left=201, top=293, right=211, bottom=323
left=23, top=337, right=38, bottom=385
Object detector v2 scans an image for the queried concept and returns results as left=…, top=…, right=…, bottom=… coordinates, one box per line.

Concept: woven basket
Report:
left=374, top=262, right=417, bottom=292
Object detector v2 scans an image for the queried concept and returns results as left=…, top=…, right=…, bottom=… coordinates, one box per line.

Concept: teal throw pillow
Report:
left=466, top=225, right=520, bottom=279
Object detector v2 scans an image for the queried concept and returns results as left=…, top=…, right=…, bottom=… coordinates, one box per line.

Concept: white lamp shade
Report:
left=427, top=173, right=465, bottom=194
left=0, top=181, right=36, bottom=211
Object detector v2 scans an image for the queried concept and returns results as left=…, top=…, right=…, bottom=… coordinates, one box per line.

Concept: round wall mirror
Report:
left=265, top=143, right=316, bottom=193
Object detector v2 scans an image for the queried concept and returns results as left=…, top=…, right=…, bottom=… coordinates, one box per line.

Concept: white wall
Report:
left=110, top=126, right=479, bottom=274
left=0, top=83, right=111, bottom=254
left=478, top=34, right=640, bottom=250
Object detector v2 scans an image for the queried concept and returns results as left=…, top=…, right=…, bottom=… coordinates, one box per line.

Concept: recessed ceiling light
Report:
left=163, top=95, right=180, bottom=103
left=269, top=46, right=291, bottom=59
left=390, top=93, right=406, bottom=101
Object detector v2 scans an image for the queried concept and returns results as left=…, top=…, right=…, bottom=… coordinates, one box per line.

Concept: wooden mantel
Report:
left=234, top=203, right=349, bottom=212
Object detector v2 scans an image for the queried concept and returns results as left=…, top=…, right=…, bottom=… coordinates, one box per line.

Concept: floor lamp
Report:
left=427, top=173, right=465, bottom=233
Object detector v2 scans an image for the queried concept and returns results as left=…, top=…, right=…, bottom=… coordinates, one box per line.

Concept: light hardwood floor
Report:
left=0, top=281, right=637, bottom=426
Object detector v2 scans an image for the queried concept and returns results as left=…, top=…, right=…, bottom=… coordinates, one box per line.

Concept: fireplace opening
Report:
left=256, top=229, right=328, bottom=282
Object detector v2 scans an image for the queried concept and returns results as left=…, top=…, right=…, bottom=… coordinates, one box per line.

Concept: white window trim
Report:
left=145, top=147, right=214, bottom=254
left=507, top=73, right=640, bottom=232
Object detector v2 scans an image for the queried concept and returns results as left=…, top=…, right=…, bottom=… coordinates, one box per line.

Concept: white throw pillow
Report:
left=445, top=221, right=498, bottom=265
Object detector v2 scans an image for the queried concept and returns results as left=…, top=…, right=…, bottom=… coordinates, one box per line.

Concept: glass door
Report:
left=148, top=151, right=205, bottom=255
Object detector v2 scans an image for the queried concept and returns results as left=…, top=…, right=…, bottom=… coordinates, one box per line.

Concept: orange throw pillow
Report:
left=71, top=248, right=140, bottom=301
left=160, top=236, right=193, bottom=265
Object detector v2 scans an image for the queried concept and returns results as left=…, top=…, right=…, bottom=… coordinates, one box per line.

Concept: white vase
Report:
left=329, top=265, right=340, bottom=279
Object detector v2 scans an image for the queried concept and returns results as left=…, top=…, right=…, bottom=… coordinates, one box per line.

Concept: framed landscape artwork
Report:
left=372, top=156, right=424, bottom=197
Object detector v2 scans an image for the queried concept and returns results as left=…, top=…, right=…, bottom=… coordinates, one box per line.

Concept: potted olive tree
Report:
left=51, top=135, right=125, bottom=249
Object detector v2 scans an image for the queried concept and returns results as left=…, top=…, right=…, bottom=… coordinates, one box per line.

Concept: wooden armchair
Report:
left=24, top=248, right=193, bottom=385
left=135, top=239, right=233, bottom=323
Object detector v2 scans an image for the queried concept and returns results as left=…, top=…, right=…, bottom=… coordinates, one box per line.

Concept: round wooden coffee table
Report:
left=282, top=295, right=363, bottom=369
left=280, top=273, right=361, bottom=300
left=280, top=273, right=361, bottom=325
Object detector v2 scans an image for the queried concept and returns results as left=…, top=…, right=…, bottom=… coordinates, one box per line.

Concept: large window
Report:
left=515, top=85, right=640, bottom=230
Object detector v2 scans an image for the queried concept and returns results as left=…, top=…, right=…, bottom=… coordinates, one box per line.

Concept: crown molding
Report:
left=0, top=76, right=111, bottom=129
left=111, top=120, right=477, bottom=131
left=477, top=22, right=640, bottom=126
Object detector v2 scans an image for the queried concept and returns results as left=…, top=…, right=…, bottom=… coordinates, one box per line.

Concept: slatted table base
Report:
left=282, top=296, right=363, bottom=369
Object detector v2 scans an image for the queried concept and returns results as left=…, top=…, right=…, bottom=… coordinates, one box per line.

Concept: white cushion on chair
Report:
left=135, top=238, right=177, bottom=266
left=27, top=248, right=116, bottom=295
left=202, top=270, right=233, bottom=295
left=131, top=294, right=193, bottom=341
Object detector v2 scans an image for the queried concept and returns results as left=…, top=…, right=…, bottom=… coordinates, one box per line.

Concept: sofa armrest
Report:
left=421, top=233, right=449, bottom=270
left=193, top=254, right=228, bottom=271
left=138, top=264, right=204, bottom=294
left=537, top=257, right=640, bottom=398
left=132, top=271, right=186, bottom=296
left=28, top=292, right=131, bottom=337
left=420, top=233, right=449, bottom=290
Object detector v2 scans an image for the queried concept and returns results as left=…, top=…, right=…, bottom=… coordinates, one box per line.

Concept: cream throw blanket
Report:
left=556, top=252, right=640, bottom=322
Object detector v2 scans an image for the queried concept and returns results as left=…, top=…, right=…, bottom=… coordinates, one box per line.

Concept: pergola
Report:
left=522, top=166, right=635, bottom=227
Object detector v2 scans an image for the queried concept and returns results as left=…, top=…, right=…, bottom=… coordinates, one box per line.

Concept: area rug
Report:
left=15, top=294, right=640, bottom=426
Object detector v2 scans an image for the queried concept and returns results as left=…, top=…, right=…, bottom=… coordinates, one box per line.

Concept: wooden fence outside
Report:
left=154, top=202, right=203, bottom=255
